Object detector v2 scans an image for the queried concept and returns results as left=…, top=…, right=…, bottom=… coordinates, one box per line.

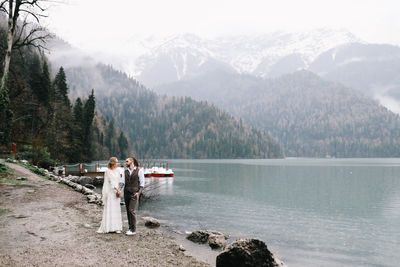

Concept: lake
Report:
left=138, top=158, right=400, bottom=266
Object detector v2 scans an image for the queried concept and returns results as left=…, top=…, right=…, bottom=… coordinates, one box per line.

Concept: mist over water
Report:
left=140, top=158, right=400, bottom=266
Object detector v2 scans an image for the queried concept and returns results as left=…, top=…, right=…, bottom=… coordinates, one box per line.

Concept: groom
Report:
left=122, top=157, right=145, bottom=235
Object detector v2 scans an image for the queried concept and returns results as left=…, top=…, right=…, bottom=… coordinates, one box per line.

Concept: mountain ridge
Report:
left=158, top=70, right=400, bottom=157
left=56, top=28, right=360, bottom=87
left=64, top=63, right=284, bottom=159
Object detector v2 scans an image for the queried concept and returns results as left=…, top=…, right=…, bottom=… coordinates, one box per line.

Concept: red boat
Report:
left=144, top=166, right=174, bottom=177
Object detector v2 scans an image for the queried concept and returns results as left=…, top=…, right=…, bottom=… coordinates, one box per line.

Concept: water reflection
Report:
left=140, top=159, right=400, bottom=267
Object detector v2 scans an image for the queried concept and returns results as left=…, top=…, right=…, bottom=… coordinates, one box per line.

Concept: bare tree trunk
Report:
left=0, top=0, right=50, bottom=91
left=1, top=19, right=13, bottom=90
left=0, top=0, right=18, bottom=91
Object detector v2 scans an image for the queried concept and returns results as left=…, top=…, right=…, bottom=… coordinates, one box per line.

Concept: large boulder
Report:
left=216, top=239, right=282, bottom=267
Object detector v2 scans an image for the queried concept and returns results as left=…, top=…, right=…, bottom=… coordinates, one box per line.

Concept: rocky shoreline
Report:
left=0, top=161, right=208, bottom=266
left=1, top=160, right=286, bottom=267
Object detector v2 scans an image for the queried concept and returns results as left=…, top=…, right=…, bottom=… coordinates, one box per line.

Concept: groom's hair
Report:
left=127, top=157, right=139, bottom=167
left=132, top=157, right=139, bottom=167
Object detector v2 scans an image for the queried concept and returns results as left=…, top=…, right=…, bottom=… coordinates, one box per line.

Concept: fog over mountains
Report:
left=115, top=28, right=398, bottom=115
left=48, top=27, right=400, bottom=158
left=309, top=43, right=400, bottom=113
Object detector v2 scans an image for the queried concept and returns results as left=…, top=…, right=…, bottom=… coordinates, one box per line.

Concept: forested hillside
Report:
left=65, top=64, right=284, bottom=159
left=158, top=70, right=400, bottom=157
left=0, top=26, right=130, bottom=165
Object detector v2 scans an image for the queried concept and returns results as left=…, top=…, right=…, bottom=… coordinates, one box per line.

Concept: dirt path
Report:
left=0, top=162, right=209, bottom=267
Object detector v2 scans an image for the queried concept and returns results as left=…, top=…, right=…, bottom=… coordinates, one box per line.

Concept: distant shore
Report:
left=0, top=162, right=208, bottom=266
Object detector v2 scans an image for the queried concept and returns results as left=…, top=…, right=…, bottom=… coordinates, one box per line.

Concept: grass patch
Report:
left=0, top=208, right=11, bottom=216
left=20, top=163, right=46, bottom=176
left=0, top=162, right=14, bottom=178
left=0, top=178, right=20, bottom=185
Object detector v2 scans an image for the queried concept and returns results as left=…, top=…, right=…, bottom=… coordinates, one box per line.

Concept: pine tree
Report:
left=118, top=132, right=129, bottom=159
left=40, top=61, right=51, bottom=106
left=105, top=119, right=114, bottom=154
left=68, top=97, right=84, bottom=162
left=73, top=98, right=84, bottom=124
left=49, top=67, right=73, bottom=162
left=29, top=55, right=43, bottom=102
left=82, top=90, right=95, bottom=161
left=54, top=67, right=69, bottom=105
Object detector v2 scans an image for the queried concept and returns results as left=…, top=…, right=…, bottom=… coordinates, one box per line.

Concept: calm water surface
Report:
left=139, top=158, right=400, bottom=266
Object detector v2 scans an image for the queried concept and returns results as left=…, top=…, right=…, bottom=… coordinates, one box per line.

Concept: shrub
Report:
left=0, top=162, right=13, bottom=177
left=16, top=145, right=55, bottom=169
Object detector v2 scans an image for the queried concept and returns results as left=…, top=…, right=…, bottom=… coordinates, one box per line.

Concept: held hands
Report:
left=115, top=187, right=122, bottom=198
left=134, top=192, right=140, bottom=199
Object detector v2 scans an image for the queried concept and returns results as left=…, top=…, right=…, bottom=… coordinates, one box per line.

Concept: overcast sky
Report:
left=46, top=0, right=400, bottom=52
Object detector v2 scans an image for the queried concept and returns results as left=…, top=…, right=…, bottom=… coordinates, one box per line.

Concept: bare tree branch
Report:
left=0, top=0, right=8, bottom=13
left=19, top=9, right=47, bottom=22
left=1, top=0, right=54, bottom=90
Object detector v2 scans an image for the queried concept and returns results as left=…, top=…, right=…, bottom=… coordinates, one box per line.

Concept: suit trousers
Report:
left=124, top=192, right=138, bottom=232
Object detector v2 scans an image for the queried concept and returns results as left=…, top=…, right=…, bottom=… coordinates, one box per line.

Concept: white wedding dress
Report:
left=97, top=168, right=122, bottom=233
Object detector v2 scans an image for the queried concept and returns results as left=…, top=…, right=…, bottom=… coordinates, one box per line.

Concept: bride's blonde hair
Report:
left=108, top=157, right=118, bottom=169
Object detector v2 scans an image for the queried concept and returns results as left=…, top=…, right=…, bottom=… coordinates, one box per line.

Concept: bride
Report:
left=97, top=157, right=123, bottom=233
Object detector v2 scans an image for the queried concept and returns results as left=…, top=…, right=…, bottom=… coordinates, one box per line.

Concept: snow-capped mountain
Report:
left=128, top=28, right=362, bottom=86
left=212, top=28, right=362, bottom=74
left=132, top=34, right=236, bottom=87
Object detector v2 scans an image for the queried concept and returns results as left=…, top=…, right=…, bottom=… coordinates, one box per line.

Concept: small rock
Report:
left=70, top=176, right=79, bottom=183
left=74, top=184, right=83, bottom=192
left=82, top=187, right=94, bottom=195
left=83, top=224, right=92, bottom=228
left=16, top=177, right=28, bottom=181
left=87, top=195, right=97, bottom=203
left=142, top=216, right=160, bottom=228
left=186, top=230, right=210, bottom=244
left=179, top=245, right=186, bottom=251
left=208, top=234, right=227, bottom=249
left=187, top=230, right=227, bottom=245
left=84, top=184, right=96, bottom=190
left=27, top=190, right=35, bottom=193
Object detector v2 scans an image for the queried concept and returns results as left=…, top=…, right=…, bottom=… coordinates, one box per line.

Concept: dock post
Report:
left=11, top=143, right=16, bottom=158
